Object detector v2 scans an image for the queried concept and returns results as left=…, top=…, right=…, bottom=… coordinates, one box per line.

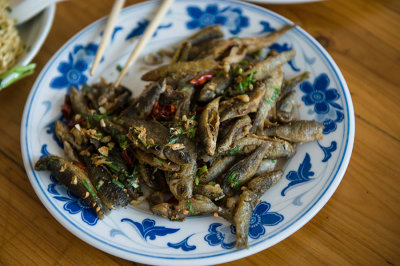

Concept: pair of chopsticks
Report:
left=90, top=0, right=174, bottom=87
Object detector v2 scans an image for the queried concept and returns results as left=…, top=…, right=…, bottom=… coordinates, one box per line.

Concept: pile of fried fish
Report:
left=35, top=24, right=323, bottom=249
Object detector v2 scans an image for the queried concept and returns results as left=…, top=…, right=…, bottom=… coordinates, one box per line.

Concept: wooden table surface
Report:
left=1, top=0, right=399, bottom=265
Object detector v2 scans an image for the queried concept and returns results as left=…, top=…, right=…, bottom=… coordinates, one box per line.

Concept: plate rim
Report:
left=20, top=0, right=355, bottom=264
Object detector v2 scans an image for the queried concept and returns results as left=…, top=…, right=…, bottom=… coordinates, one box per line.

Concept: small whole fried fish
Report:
left=251, top=68, right=283, bottom=134
left=120, top=79, right=166, bottom=119
left=218, top=115, right=252, bottom=153
left=219, top=84, right=266, bottom=122
left=276, top=90, right=297, bottom=123
left=199, top=97, right=220, bottom=156
left=220, top=144, right=268, bottom=196
left=227, top=134, right=296, bottom=159
left=35, top=155, right=108, bottom=218
left=262, top=120, right=323, bottom=143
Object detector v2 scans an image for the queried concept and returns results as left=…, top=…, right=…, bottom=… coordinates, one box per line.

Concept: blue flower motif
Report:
left=300, top=73, right=342, bottom=114
left=318, top=141, right=337, bottom=162
left=121, top=218, right=179, bottom=241
left=48, top=174, right=60, bottom=195
left=50, top=53, right=88, bottom=90
left=167, top=234, right=196, bottom=251
left=100, top=26, right=123, bottom=42
left=281, top=153, right=314, bottom=196
left=186, top=5, right=227, bottom=30
left=248, top=202, right=284, bottom=239
left=47, top=175, right=98, bottom=225
left=126, top=20, right=172, bottom=40
left=259, top=21, right=275, bottom=33
left=204, top=223, right=236, bottom=249
left=40, top=144, right=50, bottom=158
left=54, top=190, right=98, bottom=226
left=322, top=110, right=344, bottom=134
left=224, top=8, right=249, bottom=35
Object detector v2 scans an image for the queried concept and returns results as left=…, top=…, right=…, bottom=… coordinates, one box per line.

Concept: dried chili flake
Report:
left=152, top=102, right=176, bottom=121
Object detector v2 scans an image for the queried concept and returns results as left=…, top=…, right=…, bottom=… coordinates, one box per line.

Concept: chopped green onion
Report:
left=215, top=195, right=225, bottom=201
left=239, top=60, right=248, bottom=66
left=181, top=86, right=189, bottom=91
left=236, top=82, right=244, bottom=92
left=233, top=180, right=241, bottom=188
left=116, top=64, right=123, bottom=72
left=117, top=135, right=128, bottom=149
left=112, top=179, right=125, bottom=188
left=256, top=50, right=263, bottom=56
left=0, top=64, right=36, bottom=90
left=272, top=159, right=277, bottom=163
left=197, top=165, right=207, bottom=175
left=194, top=176, right=199, bottom=186
left=93, top=113, right=107, bottom=121
left=95, top=132, right=103, bottom=138
left=82, top=179, right=97, bottom=198
left=227, top=171, right=237, bottom=184
left=106, top=162, right=120, bottom=172
left=6, top=6, right=12, bottom=12
left=229, top=147, right=239, bottom=155
left=38, top=164, right=48, bottom=170
left=186, top=201, right=195, bottom=214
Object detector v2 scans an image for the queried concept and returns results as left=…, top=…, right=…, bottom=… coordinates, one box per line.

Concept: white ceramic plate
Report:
left=21, top=0, right=354, bottom=265
left=7, top=1, right=55, bottom=74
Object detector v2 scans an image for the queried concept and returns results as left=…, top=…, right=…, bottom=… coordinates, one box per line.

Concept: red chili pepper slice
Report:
left=190, top=73, right=214, bottom=86
left=61, top=94, right=74, bottom=121
left=72, top=161, right=86, bottom=170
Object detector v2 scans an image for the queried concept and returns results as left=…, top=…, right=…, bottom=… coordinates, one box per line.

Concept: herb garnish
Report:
left=186, top=201, right=195, bottom=214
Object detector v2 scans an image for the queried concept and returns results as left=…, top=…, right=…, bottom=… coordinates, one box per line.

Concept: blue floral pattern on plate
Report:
left=247, top=202, right=284, bottom=239
left=300, top=73, right=342, bottom=115
left=322, top=110, right=344, bottom=135
left=167, top=234, right=196, bottom=251
left=47, top=175, right=98, bottom=226
left=186, top=4, right=249, bottom=34
left=121, top=218, right=180, bottom=241
left=204, top=223, right=236, bottom=249
left=126, top=20, right=172, bottom=40
left=281, top=153, right=314, bottom=196
left=205, top=202, right=284, bottom=248
left=318, top=141, right=337, bottom=162
left=50, top=43, right=98, bottom=90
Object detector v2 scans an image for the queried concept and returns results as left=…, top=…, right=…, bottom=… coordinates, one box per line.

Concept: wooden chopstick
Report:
left=90, top=0, right=125, bottom=76
left=114, top=0, right=174, bottom=87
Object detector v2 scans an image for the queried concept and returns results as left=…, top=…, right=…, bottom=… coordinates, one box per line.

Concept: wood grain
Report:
left=0, top=0, right=399, bottom=265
